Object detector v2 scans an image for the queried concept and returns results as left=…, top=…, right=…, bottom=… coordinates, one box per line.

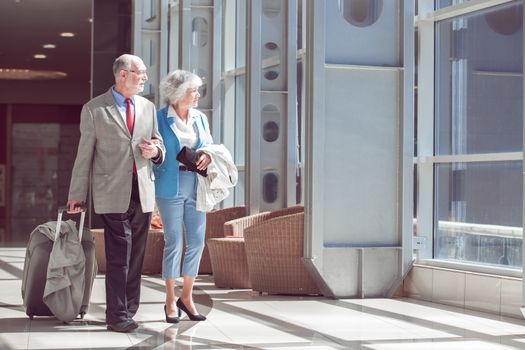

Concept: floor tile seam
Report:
left=346, top=298, right=504, bottom=324
left=329, top=298, right=525, bottom=345
left=192, top=320, right=236, bottom=344
left=209, top=297, right=350, bottom=345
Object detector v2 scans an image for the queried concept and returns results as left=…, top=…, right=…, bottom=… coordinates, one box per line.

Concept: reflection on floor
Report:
left=1, top=247, right=525, bottom=349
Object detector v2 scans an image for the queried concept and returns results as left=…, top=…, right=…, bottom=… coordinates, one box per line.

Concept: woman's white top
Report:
left=168, top=105, right=198, bottom=149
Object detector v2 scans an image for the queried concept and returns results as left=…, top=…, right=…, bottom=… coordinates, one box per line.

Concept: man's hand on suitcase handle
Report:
left=66, top=200, right=85, bottom=214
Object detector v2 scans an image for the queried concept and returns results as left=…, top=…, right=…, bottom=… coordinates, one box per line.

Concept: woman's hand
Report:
left=196, top=152, right=211, bottom=170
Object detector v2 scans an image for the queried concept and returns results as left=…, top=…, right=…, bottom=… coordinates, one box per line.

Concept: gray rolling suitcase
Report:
left=21, top=206, right=97, bottom=321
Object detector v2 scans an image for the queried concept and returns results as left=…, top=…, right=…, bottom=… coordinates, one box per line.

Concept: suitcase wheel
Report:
left=29, top=315, right=34, bottom=320
left=79, top=312, right=85, bottom=319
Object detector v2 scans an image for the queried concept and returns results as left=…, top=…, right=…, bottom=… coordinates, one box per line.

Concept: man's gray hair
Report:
left=160, top=70, right=202, bottom=106
left=112, top=54, right=140, bottom=78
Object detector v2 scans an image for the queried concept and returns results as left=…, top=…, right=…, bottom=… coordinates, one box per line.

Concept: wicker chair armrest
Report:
left=223, top=211, right=271, bottom=237
left=244, top=212, right=305, bottom=254
left=206, top=206, right=246, bottom=240
left=266, top=205, right=304, bottom=220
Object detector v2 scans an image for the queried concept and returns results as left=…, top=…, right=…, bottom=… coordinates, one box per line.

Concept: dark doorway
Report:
left=0, top=0, right=133, bottom=245
left=0, top=0, right=92, bottom=246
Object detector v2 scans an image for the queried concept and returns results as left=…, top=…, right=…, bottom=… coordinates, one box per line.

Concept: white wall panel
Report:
left=323, top=66, right=400, bottom=245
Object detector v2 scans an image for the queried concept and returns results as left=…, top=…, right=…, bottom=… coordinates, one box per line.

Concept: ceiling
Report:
left=0, top=0, right=91, bottom=87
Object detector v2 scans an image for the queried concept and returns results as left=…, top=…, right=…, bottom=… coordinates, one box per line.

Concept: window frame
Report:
left=415, top=0, right=523, bottom=276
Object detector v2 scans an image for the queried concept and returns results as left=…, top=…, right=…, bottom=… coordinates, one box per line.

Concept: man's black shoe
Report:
left=106, top=320, right=139, bottom=333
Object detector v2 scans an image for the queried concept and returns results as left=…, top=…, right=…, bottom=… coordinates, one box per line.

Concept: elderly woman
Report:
left=154, top=70, right=212, bottom=322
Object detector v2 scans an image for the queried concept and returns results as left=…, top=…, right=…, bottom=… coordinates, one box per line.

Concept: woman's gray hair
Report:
left=160, top=70, right=202, bottom=106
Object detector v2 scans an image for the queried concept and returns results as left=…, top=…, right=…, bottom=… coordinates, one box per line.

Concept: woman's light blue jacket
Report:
left=153, top=106, right=212, bottom=199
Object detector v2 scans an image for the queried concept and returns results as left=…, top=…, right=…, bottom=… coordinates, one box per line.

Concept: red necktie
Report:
left=125, top=98, right=135, bottom=134
left=125, top=98, right=137, bottom=174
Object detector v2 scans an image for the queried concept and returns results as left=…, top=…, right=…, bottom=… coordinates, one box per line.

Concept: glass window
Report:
left=262, top=172, right=279, bottom=203
left=192, top=17, right=208, bottom=47
left=236, top=0, right=246, bottom=67
left=435, top=3, right=523, bottom=155
left=11, top=123, right=79, bottom=245
left=234, top=74, right=246, bottom=206
left=221, top=0, right=246, bottom=206
left=435, top=162, right=522, bottom=268
left=435, top=0, right=464, bottom=10
left=234, top=75, right=245, bottom=166
left=263, top=121, right=279, bottom=142
left=433, top=3, right=523, bottom=270
left=338, top=0, right=383, bottom=27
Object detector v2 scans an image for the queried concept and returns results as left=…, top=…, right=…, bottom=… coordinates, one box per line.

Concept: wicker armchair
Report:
left=199, top=206, right=246, bottom=274
left=223, top=205, right=304, bottom=237
left=243, top=212, right=321, bottom=295
left=207, top=205, right=305, bottom=289
left=208, top=237, right=251, bottom=289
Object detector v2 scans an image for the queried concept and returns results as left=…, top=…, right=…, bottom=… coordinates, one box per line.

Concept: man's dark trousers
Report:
left=102, top=176, right=151, bottom=325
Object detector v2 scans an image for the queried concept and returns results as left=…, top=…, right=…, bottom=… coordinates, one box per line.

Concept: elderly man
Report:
left=67, top=54, right=165, bottom=332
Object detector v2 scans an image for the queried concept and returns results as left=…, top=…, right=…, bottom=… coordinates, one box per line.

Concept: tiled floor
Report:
left=2, top=247, right=525, bottom=349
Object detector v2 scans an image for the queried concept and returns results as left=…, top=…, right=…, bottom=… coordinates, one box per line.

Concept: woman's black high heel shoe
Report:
left=164, top=305, right=180, bottom=323
left=176, top=298, right=206, bottom=321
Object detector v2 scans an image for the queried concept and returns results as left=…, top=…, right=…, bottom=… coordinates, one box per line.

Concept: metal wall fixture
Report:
left=303, top=0, right=414, bottom=298
left=246, top=0, right=298, bottom=213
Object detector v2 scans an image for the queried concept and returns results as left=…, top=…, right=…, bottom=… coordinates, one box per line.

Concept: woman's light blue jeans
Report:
left=156, top=171, right=206, bottom=279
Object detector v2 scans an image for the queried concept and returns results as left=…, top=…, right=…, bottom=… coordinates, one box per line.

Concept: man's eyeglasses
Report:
left=125, top=69, right=147, bottom=76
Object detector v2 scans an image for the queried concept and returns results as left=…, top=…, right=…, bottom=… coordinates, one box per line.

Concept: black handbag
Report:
left=176, top=146, right=208, bottom=177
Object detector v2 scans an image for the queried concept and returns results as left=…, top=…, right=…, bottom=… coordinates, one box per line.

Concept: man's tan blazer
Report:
left=68, top=88, right=165, bottom=214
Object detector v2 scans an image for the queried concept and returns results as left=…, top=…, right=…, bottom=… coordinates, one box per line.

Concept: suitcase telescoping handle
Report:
left=55, top=204, right=87, bottom=241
